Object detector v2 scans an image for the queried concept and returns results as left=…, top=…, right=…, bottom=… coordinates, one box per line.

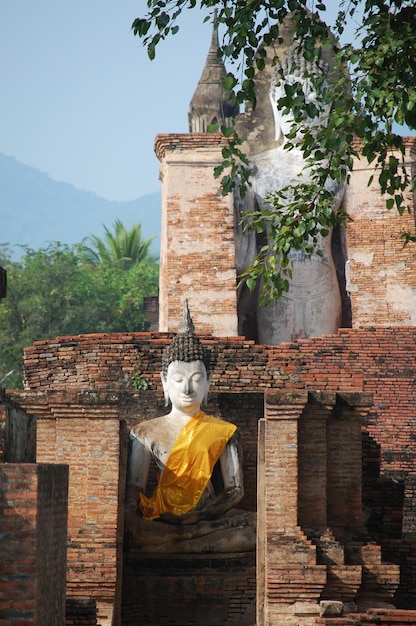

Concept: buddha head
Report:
left=161, top=301, right=212, bottom=412
left=270, top=41, right=329, bottom=144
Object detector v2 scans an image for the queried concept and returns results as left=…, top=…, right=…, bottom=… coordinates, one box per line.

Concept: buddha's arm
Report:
left=205, top=431, right=244, bottom=517
left=125, top=435, right=151, bottom=511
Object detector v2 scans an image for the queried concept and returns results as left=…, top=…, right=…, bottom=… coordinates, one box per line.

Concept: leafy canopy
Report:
left=133, top=0, right=416, bottom=300
left=0, top=231, right=159, bottom=388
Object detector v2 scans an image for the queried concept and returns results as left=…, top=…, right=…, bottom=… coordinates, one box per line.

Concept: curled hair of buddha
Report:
left=162, top=300, right=212, bottom=378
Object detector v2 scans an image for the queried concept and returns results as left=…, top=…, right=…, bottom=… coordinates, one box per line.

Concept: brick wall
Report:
left=257, top=391, right=397, bottom=626
left=65, top=597, right=100, bottom=626
left=345, top=139, right=416, bottom=329
left=16, top=326, right=416, bottom=618
left=0, top=463, right=68, bottom=626
left=155, top=132, right=416, bottom=341
left=121, top=554, right=256, bottom=626
left=21, top=327, right=416, bottom=478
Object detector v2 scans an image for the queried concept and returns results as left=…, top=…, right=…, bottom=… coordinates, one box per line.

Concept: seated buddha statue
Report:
left=125, top=301, right=255, bottom=554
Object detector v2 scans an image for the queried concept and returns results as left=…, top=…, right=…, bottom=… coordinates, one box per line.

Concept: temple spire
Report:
left=188, top=19, right=238, bottom=132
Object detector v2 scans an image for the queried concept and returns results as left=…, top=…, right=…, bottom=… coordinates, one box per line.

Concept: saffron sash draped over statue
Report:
left=139, top=411, right=237, bottom=520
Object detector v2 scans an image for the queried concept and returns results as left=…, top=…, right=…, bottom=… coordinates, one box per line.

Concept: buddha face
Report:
left=162, top=360, right=209, bottom=415
left=271, top=74, right=319, bottom=143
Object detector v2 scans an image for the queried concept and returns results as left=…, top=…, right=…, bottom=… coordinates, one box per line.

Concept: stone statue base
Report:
left=124, top=508, right=256, bottom=554
left=121, top=548, right=256, bottom=626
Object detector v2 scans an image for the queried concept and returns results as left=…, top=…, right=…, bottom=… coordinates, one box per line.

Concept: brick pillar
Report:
left=327, top=393, right=370, bottom=536
left=298, top=391, right=335, bottom=535
left=303, top=393, right=370, bottom=603
left=258, top=391, right=327, bottom=626
left=298, top=391, right=370, bottom=539
left=0, top=463, right=68, bottom=626
left=155, top=133, right=238, bottom=336
left=19, top=390, right=128, bottom=626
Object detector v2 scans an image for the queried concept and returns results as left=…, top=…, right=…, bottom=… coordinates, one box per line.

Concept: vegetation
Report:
left=0, top=223, right=159, bottom=389
left=133, top=0, right=416, bottom=300
left=0, top=243, right=12, bottom=268
left=80, top=219, right=155, bottom=269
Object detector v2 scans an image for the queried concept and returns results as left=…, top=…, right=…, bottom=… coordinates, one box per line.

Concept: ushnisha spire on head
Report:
left=161, top=300, right=212, bottom=378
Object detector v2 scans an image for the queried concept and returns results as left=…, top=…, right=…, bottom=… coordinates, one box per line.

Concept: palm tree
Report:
left=80, top=220, right=155, bottom=270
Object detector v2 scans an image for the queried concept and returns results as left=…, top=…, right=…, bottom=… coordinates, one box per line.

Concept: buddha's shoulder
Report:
left=131, top=414, right=168, bottom=433
left=130, top=414, right=182, bottom=443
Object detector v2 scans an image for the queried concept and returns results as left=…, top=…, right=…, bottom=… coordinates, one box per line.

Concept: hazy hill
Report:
left=0, top=153, right=161, bottom=260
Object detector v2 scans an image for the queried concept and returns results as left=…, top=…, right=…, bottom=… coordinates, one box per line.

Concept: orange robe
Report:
left=139, top=411, right=237, bottom=520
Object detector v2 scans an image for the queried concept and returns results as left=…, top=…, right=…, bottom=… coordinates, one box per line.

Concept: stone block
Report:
left=319, top=600, right=344, bottom=616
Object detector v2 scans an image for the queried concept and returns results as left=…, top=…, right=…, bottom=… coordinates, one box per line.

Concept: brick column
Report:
left=16, top=390, right=128, bottom=626
left=298, top=391, right=335, bottom=535
left=155, top=133, right=238, bottom=336
left=327, top=392, right=371, bottom=536
left=258, top=391, right=327, bottom=626
left=0, top=463, right=68, bottom=626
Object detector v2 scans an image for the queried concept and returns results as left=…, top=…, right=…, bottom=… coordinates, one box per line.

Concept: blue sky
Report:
left=0, top=1, right=213, bottom=201
left=1, top=2, right=394, bottom=204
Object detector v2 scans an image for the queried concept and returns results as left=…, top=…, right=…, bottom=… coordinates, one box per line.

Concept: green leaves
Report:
left=0, top=229, right=159, bottom=387
left=131, top=18, right=151, bottom=38
left=79, top=219, right=156, bottom=270
left=222, top=73, right=237, bottom=91
left=211, top=123, right=251, bottom=197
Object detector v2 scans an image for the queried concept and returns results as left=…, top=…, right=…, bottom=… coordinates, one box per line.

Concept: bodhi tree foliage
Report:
left=133, top=0, right=416, bottom=300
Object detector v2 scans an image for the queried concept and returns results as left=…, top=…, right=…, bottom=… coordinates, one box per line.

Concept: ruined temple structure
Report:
left=158, top=16, right=416, bottom=342
left=4, top=332, right=416, bottom=626
left=2, top=15, right=416, bottom=626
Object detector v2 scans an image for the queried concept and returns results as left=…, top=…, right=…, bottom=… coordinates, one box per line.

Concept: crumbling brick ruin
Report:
left=1, top=326, right=416, bottom=624
left=2, top=14, right=416, bottom=626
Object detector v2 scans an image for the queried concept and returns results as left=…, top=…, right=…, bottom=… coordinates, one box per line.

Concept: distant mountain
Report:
left=0, top=153, right=161, bottom=260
